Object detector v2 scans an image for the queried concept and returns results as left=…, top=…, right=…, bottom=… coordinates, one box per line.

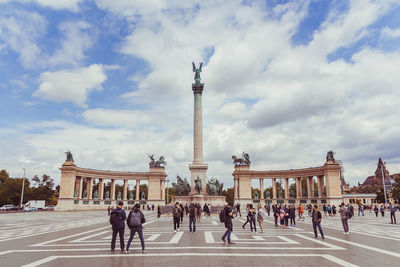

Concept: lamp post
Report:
left=20, top=168, right=25, bottom=210
left=166, top=179, right=170, bottom=205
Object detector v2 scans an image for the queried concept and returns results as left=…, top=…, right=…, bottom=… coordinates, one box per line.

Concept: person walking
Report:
left=307, top=204, right=312, bottom=217
left=179, top=203, right=184, bottom=224
left=157, top=205, right=161, bottom=218
left=196, top=203, right=202, bottom=221
left=390, top=203, right=397, bottom=224
left=374, top=205, right=379, bottom=217
left=242, top=204, right=251, bottom=229
left=266, top=204, right=271, bottom=216
left=236, top=203, right=241, bottom=217
left=339, top=203, right=349, bottom=234
left=110, top=202, right=127, bottom=252
left=126, top=204, right=146, bottom=253
left=257, top=204, right=265, bottom=233
left=327, top=204, right=332, bottom=216
left=248, top=204, right=257, bottom=233
left=311, top=205, right=324, bottom=239
left=380, top=205, right=385, bottom=217
left=221, top=203, right=235, bottom=244
left=185, top=204, right=189, bottom=216
left=323, top=205, right=327, bottom=216
left=152, top=204, right=155, bottom=211
left=172, top=202, right=181, bottom=232
left=107, top=206, right=111, bottom=216
left=332, top=205, right=337, bottom=217
left=189, top=203, right=197, bottom=232
left=273, top=205, right=279, bottom=226
left=298, top=204, right=304, bottom=221
left=289, top=205, right=296, bottom=227
left=283, top=205, right=289, bottom=226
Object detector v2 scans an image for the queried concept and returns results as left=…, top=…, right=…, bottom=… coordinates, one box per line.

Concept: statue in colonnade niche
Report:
left=140, top=191, right=146, bottom=200
left=265, top=190, right=271, bottom=199
left=93, top=191, right=98, bottom=198
left=117, top=191, right=121, bottom=200
left=74, top=190, right=78, bottom=198
left=254, top=191, right=258, bottom=199
left=129, top=191, right=133, bottom=200
left=290, top=189, right=295, bottom=198
left=105, top=191, right=109, bottom=199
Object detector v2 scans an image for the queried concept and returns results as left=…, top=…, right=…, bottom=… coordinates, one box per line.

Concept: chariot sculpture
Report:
left=232, top=152, right=251, bottom=166
left=148, top=154, right=167, bottom=167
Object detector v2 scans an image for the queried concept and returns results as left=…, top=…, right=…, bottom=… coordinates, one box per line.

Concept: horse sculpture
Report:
left=172, top=175, right=190, bottom=196
left=148, top=154, right=167, bottom=167
left=232, top=152, right=251, bottom=166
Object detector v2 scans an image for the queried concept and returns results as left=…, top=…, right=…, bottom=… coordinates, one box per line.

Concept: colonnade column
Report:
left=123, top=179, right=128, bottom=200
left=88, top=178, right=93, bottom=199
left=136, top=180, right=140, bottom=200
left=318, top=175, right=325, bottom=197
left=307, top=176, right=313, bottom=198
left=161, top=180, right=165, bottom=200
left=79, top=176, right=84, bottom=198
left=259, top=178, right=264, bottom=200
left=272, top=178, right=277, bottom=199
left=284, top=178, right=289, bottom=199
left=98, top=178, right=104, bottom=200
left=234, top=178, right=238, bottom=199
left=296, top=177, right=302, bottom=198
left=111, top=179, right=116, bottom=200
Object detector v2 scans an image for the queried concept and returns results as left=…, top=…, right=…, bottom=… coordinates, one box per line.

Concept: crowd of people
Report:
left=107, top=200, right=398, bottom=252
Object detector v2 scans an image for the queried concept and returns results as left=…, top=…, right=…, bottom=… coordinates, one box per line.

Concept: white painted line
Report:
left=31, top=226, right=109, bottom=247
left=204, top=232, right=215, bottom=243
left=211, top=221, right=218, bottom=225
left=146, top=234, right=161, bottom=241
left=70, top=231, right=108, bottom=243
left=295, top=234, right=344, bottom=250
left=252, top=235, right=265, bottom=241
left=230, top=234, right=239, bottom=240
left=309, top=232, right=400, bottom=258
left=275, top=236, right=298, bottom=244
left=169, top=231, right=184, bottom=243
left=21, top=253, right=359, bottom=267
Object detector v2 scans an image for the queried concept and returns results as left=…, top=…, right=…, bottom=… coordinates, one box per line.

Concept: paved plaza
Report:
left=0, top=210, right=399, bottom=266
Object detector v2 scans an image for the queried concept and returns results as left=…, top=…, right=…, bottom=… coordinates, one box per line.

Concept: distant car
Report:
left=0, top=204, right=16, bottom=211
left=43, top=205, right=55, bottom=211
left=23, top=207, right=38, bottom=212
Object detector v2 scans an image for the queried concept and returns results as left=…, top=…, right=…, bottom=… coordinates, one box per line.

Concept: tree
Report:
left=221, top=188, right=233, bottom=204
left=0, top=169, right=9, bottom=183
left=28, top=174, right=56, bottom=205
left=0, top=177, right=30, bottom=206
left=391, top=176, right=400, bottom=203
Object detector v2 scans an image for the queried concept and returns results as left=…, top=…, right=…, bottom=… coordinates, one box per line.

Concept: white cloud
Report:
left=34, top=0, right=83, bottom=12
left=82, top=108, right=151, bottom=127
left=48, top=21, right=96, bottom=66
left=381, top=27, right=400, bottom=39
left=33, top=64, right=107, bottom=107
left=0, top=10, right=46, bottom=68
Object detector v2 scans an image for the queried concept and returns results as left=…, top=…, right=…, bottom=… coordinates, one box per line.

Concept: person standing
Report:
left=374, top=205, right=379, bottom=217
left=185, top=204, right=189, bottom=216
left=152, top=204, right=155, bottom=211
left=236, top=203, right=241, bottom=217
left=327, top=204, right=332, bottom=216
left=248, top=204, right=257, bottom=233
left=390, top=203, right=397, bottom=224
left=126, top=204, right=146, bottom=253
left=283, top=205, right=289, bottom=226
left=242, top=204, right=250, bottom=229
left=332, top=205, right=337, bottom=216
left=189, top=203, right=196, bottom=232
left=157, top=205, right=161, bottom=218
left=311, top=205, right=324, bottom=239
left=339, top=203, right=349, bottom=234
left=323, top=205, right=327, bottom=216
left=257, top=204, right=265, bottom=233
left=289, top=205, right=296, bottom=227
left=196, top=203, right=202, bottom=221
left=179, top=203, right=184, bottom=224
left=380, top=205, right=385, bottom=217
left=273, top=205, right=279, bottom=226
left=172, top=202, right=181, bottom=232
left=221, top=203, right=235, bottom=244
left=307, top=204, right=312, bottom=217
left=266, top=204, right=271, bottom=216
left=298, top=204, right=304, bottom=221
left=110, top=202, right=127, bottom=252
left=107, top=206, right=111, bottom=216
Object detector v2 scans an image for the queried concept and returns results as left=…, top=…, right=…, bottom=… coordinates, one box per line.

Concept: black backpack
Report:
left=110, top=210, right=122, bottom=226
left=219, top=208, right=226, bottom=223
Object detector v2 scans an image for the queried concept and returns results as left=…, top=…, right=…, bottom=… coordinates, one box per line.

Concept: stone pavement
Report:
left=0, top=209, right=399, bottom=266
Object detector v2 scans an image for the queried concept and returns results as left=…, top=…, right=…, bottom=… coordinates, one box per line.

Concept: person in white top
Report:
left=257, top=204, right=266, bottom=233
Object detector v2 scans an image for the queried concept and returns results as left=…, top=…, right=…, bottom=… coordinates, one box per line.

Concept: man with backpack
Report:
left=110, top=202, right=127, bottom=252
left=188, top=203, right=196, bottom=232
left=126, top=203, right=146, bottom=253
left=220, top=202, right=235, bottom=244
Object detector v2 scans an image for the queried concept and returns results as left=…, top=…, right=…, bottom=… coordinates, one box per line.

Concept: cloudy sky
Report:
left=1, top=0, right=400, bottom=189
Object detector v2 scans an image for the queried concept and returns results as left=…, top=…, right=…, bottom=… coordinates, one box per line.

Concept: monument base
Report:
left=172, top=195, right=226, bottom=206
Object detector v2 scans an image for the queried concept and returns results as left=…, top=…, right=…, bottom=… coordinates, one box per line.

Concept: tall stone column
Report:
left=88, top=178, right=93, bottom=199
left=234, top=178, right=238, bottom=199
left=111, top=179, right=116, bottom=200
left=98, top=178, right=104, bottom=199
left=259, top=178, right=264, bottom=199
left=79, top=176, right=84, bottom=199
left=272, top=178, right=277, bottom=199
left=189, top=81, right=208, bottom=195
left=123, top=179, right=128, bottom=200
left=284, top=178, right=289, bottom=199
left=136, top=180, right=140, bottom=200
left=307, top=176, right=313, bottom=198
left=161, top=180, right=165, bottom=200
left=318, top=175, right=325, bottom=197
left=296, top=177, right=302, bottom=198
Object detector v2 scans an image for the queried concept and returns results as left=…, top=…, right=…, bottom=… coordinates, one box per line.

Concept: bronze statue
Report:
left=148, top=154, right=167, bottom=167
left=232, top=152, right=251, bottom=166
left=172, top=175, right=190, bottom=196
left=194, top=176, right=202, bottom=194
left=207, top=177, right=223, bottom=196
left=65, top=150, right=74, bottom=162
left=326, top=150, right=335, bottom=161
left=192, top=62, right=203, bottom=85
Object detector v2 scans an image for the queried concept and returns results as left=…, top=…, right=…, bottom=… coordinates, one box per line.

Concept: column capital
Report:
left=192, top=83, right=204, bottom=94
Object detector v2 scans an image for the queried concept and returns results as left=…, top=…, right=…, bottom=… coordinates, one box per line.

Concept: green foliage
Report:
left=359, top=185, right=383, bottom=193
left=0, top=170, right=10, bottom=183
left=391, top=176, right=400, bottom=203
left=165, top=187, right=175, bottom=204
left=0, top=177, right=30, bottom=206
left=221, top=188, right=233, bottom=204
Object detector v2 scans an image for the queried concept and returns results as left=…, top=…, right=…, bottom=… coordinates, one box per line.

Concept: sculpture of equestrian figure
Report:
left=232, top=152, right=251, bottom=166
left=192, top=62, right=203, bottom=85
left=148, top=154, right=167, bottom=167
left=65, top=150, right=74, bottom=162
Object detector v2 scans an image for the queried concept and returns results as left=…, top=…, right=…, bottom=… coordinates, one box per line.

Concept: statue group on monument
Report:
left=148, top=154, right=167, bottom=167
left=172, top=175, right=191, bottom=196
left=65, top=150, right=74, bottom=162
left=232, top=152, right=251, bottom=166
left=207, top=177, right=223, bottom=196
left=192, top=62, right=203, bottom=85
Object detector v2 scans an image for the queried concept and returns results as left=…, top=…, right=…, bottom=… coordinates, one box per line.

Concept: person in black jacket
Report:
left=221, top=203, right=235, bottom=244
left=126, top=204, right=146, bottom=253
left=312, top=205, right=324, bottom=239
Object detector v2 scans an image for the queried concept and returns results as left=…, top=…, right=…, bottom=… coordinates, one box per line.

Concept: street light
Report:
left=380, top=163, right=388, bottom=208
left=20, top=168, right=25, bottom=209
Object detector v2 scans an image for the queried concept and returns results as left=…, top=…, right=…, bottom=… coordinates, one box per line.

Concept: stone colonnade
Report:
left=56, top=160, right=166, bottom=211
left=233, top=159, right=342, bottom=206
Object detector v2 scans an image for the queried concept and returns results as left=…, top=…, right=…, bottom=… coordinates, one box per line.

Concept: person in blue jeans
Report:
left=110, top=202, right=127, bottom=252
left=248, top=204, right=257, bottom=232
left=126, top=203, right=146, bottom=253
left=312, top=205, right=324, bottom=239
left=221, top=203, right=235, bottom=244
left=189, top=203, right=196, bottom=232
